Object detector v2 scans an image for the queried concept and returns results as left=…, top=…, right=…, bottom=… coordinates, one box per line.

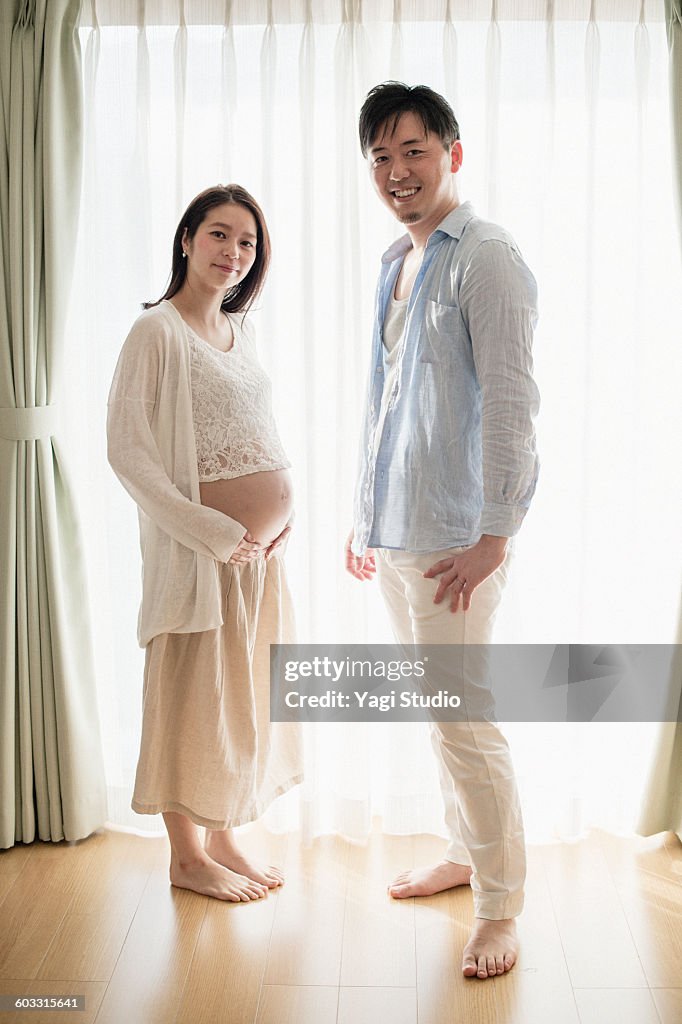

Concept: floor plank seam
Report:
left=90, top=840, right=164, bottom=1024
left=31, top=880, right=80, bottom=982
left=595, top=829, right=666, bottom=1003
left=539, top=842, right=582, bottom=1024
left=251, top=832, right=288, bottom=1024
left=92, top=974, right=114, bottom=1021
left=166, top=878, right=211, bottom=1024
left=334, top=838, right=354, bottom=1024
left=0, top=844, right=36, bottom=914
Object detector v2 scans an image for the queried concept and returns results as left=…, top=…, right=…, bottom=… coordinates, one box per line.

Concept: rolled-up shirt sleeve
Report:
left=460, top=238, right=540, bottom=537
left=107, top=322, right=246, bottom=563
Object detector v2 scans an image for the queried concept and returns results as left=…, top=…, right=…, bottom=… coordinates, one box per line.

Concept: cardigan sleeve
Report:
left=107, top=313, right=247, bottom=563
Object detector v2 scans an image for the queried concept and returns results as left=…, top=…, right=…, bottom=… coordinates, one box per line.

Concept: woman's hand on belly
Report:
left=200, top=469, right=294, bottom=550
left=228, top=530, right=266, bottom=564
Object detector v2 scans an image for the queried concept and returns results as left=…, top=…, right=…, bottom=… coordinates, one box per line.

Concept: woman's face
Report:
left=183, top=202, right=258, bottom=291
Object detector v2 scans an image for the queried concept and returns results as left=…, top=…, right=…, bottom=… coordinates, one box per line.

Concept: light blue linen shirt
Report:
left=352, top=201, right=540, bottom=556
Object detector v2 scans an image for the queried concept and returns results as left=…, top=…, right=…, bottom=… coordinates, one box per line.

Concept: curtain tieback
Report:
left=0, top=405, right=59, bottom=440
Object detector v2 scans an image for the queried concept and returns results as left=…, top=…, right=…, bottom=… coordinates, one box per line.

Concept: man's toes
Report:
left=504, top=952, right=516, bottom=971
left=388, top=883, right=412, bottom=898
left=495, top=955, right=505, bottom=974
left=477, top=955, right=488, bottom=978
left=486, top=956, right=497, bottom=976
left=462, top=957, right=478, bottom=977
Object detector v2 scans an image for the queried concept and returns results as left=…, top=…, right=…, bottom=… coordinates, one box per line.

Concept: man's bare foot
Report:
left=204, top=829, right=284, bottom=889
left=388, top=859, right=472, bottom=898
left=462, top=917, right=518, bottom=979
left=170, top=854, right=268, bottom=902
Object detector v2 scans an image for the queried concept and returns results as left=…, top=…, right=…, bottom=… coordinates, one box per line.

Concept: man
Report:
left=345, top=82, right=540, bottom=980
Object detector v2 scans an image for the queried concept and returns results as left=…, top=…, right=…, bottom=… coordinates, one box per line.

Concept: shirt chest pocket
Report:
left=420, top=298, right=465, bottom=366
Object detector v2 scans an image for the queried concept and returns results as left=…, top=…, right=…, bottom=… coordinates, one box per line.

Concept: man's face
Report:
left=367, top=110, right=462, bottom=227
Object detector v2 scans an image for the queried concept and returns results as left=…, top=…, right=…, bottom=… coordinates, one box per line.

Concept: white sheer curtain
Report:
left=65, top=0, right=682, bottom=842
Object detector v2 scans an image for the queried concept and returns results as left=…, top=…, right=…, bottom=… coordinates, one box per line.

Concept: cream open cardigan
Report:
left=107, top=300, right=247, bottom=647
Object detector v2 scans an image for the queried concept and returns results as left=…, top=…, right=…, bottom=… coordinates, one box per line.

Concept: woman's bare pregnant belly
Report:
left=200, top=468, right=293, bottom=547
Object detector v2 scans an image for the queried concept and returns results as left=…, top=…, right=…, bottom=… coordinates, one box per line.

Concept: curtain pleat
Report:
left=389, top=0, right=403, bottom=77
left=544, top=0, right=556, bottom=180
left=637, top=628, right=682, bottom=841
left=484, top=0, right=501, bottom=217
left=634, top=1, right=649, bottom=280
left=666, top=0, right=682, bottom=235
left=173, top=0, right=188, bottom=210
left=636, top=0, right=682, bottom=843
left=297, top=2, right=318, bottom=639
left=575, top=1, right=600, bottom=628
left=442, top=0, right=458, bottom=114
left=221, top=0, right=237, bottom=177
left=0, top=0, right=107, bottom=848
left=259, top=4, right=276, bottom=230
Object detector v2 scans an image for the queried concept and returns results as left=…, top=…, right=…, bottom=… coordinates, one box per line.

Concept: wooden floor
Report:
left=0, top=825, right=680, bottom=1024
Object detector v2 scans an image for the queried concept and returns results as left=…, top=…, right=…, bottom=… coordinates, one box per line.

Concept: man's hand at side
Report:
left=424, top=534, right=508, bottom=612
left=344, top=529, right=377, bottom=581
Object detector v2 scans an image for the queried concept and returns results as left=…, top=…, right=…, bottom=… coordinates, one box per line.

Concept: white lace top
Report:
left=107, top=301, right=248, bottom=646
left=184, top=313, right=290, bottom=482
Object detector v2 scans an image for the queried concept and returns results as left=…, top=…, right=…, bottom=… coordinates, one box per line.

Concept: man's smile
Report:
left=390, top=186, right=421, bottom=202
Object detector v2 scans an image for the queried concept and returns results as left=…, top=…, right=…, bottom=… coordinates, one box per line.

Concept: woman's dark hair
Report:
left=358, top=81, right=460, bottom=158
left=144, top=184, right=271, bottom=314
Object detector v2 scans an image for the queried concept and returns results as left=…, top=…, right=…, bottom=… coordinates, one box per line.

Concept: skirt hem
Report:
left=131, top=772, right=304, bottom=830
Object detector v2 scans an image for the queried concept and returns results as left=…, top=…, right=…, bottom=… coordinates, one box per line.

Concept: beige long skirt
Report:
left=132, top=554, right=303, bottom=829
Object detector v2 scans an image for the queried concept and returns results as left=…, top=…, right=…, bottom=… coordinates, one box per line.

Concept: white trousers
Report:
left=377, top=545, right=526, bottom=920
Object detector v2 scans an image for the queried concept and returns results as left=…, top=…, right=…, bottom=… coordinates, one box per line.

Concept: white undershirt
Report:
left=373, top=291, right=408, bottom=457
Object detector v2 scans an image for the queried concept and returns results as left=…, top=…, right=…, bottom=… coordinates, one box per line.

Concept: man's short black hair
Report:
left=358, top=81, right=460, bottom=158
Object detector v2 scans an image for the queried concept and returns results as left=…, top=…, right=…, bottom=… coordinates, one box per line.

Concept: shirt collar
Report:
left=381, top=200, right=475, bottom=264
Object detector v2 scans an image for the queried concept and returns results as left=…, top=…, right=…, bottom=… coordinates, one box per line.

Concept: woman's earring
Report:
left=182, top=251, right=187, bottom=258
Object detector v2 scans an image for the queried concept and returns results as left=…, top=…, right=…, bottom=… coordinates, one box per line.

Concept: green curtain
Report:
left=636, top=0, right=682, bottom=843
left=0, top=0, right=107, bottom=848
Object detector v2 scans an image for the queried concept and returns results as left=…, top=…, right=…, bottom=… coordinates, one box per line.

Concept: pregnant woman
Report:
left=107, top=184, right=302, bottom=902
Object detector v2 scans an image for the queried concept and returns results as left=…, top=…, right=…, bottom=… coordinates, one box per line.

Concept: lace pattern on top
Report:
left=187, top=322, right=290, bottom=482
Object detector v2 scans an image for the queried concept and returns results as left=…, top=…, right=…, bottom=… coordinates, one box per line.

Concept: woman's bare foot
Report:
left=388, top=859, right=472, bottom=898
left=170, top=854, right=268, bottom=902
left=462, top=917, right=518, bottom=979
left=205, top=828, right=284, bottom=889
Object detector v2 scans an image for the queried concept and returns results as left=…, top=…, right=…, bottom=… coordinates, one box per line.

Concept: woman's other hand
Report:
left=264, top=524, right=292, bottom=561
